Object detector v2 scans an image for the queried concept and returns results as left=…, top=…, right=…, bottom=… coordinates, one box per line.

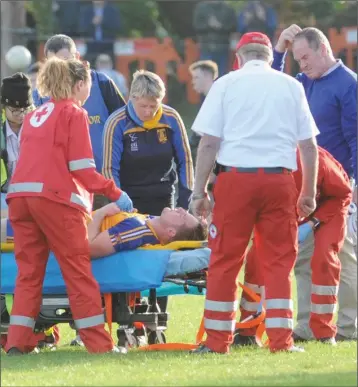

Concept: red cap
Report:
left=232, top=32, right=272, bottom=70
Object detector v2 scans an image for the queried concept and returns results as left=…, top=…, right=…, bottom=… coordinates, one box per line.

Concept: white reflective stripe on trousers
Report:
left=74, top=314, right=105, bottom=330
left=240, top=298, right=259, bottom=312
left=312, top=284, right=339, bottom=296
left=244, top=282, right=262, bottom=294
left=266, top=299, right=293, bottom=310
left=10, top=315, right=36, bottom=329
left=69, top=159, right=96, bottom=172
left=7, top=182, right=44, bottom=194
left=205, top=299, right=238, bottom=312
left=265, top=318, right=293, bottom=329
left=311, top=303, right=337, bottom=314
left=70, top=193, right=91, bottom=210
left=204, top=318, right=236, bottom=332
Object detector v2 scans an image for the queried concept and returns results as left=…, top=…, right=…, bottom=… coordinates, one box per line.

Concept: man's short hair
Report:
left=189, top=60, right=219, bottom=80
left=174, top=220, right=208, bottom=242
left=44, top=34, right=77, bottom=57
left=130, top=70, right=166, bottom=100
left=293, top=27, right=332, bottom=54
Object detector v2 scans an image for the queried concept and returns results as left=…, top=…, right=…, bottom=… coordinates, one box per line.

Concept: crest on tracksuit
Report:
left=209, top=224, right=217, bottom=239
left=157, top=128, right=167, bottom=144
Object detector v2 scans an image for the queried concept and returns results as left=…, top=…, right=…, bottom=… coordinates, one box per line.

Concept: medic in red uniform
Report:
left=237, top=146, right=352, bottom=344
left=5, top=57, right=133, bottom=355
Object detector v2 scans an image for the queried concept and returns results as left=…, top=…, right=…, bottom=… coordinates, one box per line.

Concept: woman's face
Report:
left=74, top=78, right=92, bottom=106
left=5, top=106, right=31, bottom=126
left=131, top=96, right=161, bottom=122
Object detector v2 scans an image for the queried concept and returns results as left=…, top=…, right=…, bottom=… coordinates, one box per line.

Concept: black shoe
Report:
left=335, top=333, right=357, bottom=342
left=292, top=332, right=309, bottom=342
left=38, top=333, right=57, bottom=350
left=318, top=337, right=337, bottom=346
left=190, top=345, right=222, bottom=354
left=7, top=347, right=23, bottom=356
left=232, top=334, right=257, bottom=346
left=70, top=335, right=84, bottom=347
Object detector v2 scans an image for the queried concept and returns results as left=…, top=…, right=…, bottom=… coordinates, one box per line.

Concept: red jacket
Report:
left=7, top=99, right=122, bottom=214
left=295, top=146, right=352, bottom=224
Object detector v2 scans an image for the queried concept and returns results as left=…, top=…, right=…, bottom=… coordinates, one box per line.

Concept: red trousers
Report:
left=5, top=197, right=114, bottom=354
left=241, top=212, right=346, bottom=340
left=204, top=168, right=298, bottom=353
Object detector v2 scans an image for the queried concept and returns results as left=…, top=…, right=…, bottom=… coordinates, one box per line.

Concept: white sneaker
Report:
left=287, top=345, right=305, bottom=353
left=111, top=346, right=127, bottom=354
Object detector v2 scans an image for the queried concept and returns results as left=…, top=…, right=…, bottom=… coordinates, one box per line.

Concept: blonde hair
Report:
left=37, top=57, right=90, bottom=100
left=189, top=60, right=219, bottom=80
left=237, top=43, right=273, bottom=64
left=129, top=70, right=166, bottom=100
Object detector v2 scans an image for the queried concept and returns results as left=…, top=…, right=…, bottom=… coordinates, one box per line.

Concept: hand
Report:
left=275, top=24, right=302, bottom=53
left=208, top=15, right=221, bottom=29
left=297, top=194, right=316, bottom=218
left=100, top=203, right=123, bottom=217
left=190, top=194, right=212, bottom=219
left=92, top=15, right=102, bottom=26
left=298, top=222, right=314, bottom=244
left=115, top=191, right=134, bottom=212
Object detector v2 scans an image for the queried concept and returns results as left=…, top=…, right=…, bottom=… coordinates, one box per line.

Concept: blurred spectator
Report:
left=237, top=1, right=278, bottom=42
left=193, top=0, right=236, bottom=76
left=95, top=54, right=128, bottom=98
left=52, top=0, right=81, bottom=37
left=27, top=62, right=42, bottom=91
left=79, top=1, right=120, bottom=42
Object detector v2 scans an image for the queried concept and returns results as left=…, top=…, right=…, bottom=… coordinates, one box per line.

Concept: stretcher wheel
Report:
left=147, top=331, right=166, bottom=345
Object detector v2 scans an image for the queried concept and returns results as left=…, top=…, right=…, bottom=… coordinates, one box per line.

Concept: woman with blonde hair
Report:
left=5, top=57, right=132, bottom=356
left=102, top=69, right=194, bottom=316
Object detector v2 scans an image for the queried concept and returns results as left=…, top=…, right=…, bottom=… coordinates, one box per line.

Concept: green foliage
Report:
left=116, top=0, right=160, bottom=38
left=25, top=0, right=54, bottom=38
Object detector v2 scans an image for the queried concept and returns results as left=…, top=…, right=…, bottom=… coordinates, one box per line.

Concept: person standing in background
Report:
left=1, top=73, right=34, bottom=190
left=188, top=60, right=218, bottom=166
left=102, top=70, right=194, bottom=317
left=273, top=25, right=357, bottom=342
left=193, top=0, right=236, bottom=76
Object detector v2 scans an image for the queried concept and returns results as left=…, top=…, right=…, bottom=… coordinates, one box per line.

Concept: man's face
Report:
left=191, top=68, right=212, bottom=94
left=292, top=38, right=327, bottom=79
left=160, top=207, right=199, bottom=238
left=46, top=48, right=79, bottom=61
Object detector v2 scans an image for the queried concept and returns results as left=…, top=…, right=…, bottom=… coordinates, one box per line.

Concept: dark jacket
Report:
left=79, top=3, right=120, bottom=40
left=193, top=1, right=236, bottom=52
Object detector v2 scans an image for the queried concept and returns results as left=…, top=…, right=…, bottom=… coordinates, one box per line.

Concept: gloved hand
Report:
left=298, top=222, right=314, bottom=244
left=115, top=191, right=133, bottom=212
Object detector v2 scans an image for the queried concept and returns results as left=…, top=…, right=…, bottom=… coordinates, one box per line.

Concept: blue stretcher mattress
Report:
left=1, top=250, right=171, bottom=294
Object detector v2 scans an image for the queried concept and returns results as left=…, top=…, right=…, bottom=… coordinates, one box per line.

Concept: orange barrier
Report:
left=37, top=27, right=357, bottom=105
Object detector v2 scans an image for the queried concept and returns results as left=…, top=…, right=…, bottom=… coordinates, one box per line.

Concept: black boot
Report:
left=7, top=347, right=23, bottom=356
left=232, top=334, right=257, bottom=346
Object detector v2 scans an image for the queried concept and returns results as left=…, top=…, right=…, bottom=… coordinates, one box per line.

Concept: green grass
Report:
left=1, top=294, right=357, bottom=386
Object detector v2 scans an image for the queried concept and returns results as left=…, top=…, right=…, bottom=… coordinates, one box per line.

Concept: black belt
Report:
left=215, top=164, right=292, bottom=175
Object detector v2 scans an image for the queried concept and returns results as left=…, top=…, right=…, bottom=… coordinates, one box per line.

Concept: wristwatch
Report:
left=310, top=217, right=321, bottom=230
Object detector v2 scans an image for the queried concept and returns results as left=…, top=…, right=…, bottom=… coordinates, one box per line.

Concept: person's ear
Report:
left=167, top=227, right=176, bottom=240
left=75, top=51, right=81, bottom=60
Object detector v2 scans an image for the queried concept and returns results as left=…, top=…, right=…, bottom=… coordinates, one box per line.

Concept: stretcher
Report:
left=1, top=240, right=267, bottom=350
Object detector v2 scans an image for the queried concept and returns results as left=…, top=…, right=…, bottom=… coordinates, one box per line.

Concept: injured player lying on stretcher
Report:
left=1, top=203, right=210, bottom=276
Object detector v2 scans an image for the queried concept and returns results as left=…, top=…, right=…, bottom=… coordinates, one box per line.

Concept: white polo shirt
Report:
left=191, top=60, right=319, bottom=171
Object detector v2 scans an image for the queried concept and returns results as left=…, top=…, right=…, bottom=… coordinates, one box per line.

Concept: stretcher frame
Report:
left=0, top=241, right=268, bottom=350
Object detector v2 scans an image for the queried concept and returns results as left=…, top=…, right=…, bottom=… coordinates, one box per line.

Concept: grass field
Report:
left=1, top=291, right=357, bottom=387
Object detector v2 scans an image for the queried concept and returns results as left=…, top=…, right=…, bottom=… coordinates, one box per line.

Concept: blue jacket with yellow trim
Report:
left=102, top=102, right=193, bottom=209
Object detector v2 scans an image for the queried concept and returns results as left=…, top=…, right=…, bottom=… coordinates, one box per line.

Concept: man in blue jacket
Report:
left=33, top=34, right=126, bottom=209
left=272, top=25, right=357, bottom=342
